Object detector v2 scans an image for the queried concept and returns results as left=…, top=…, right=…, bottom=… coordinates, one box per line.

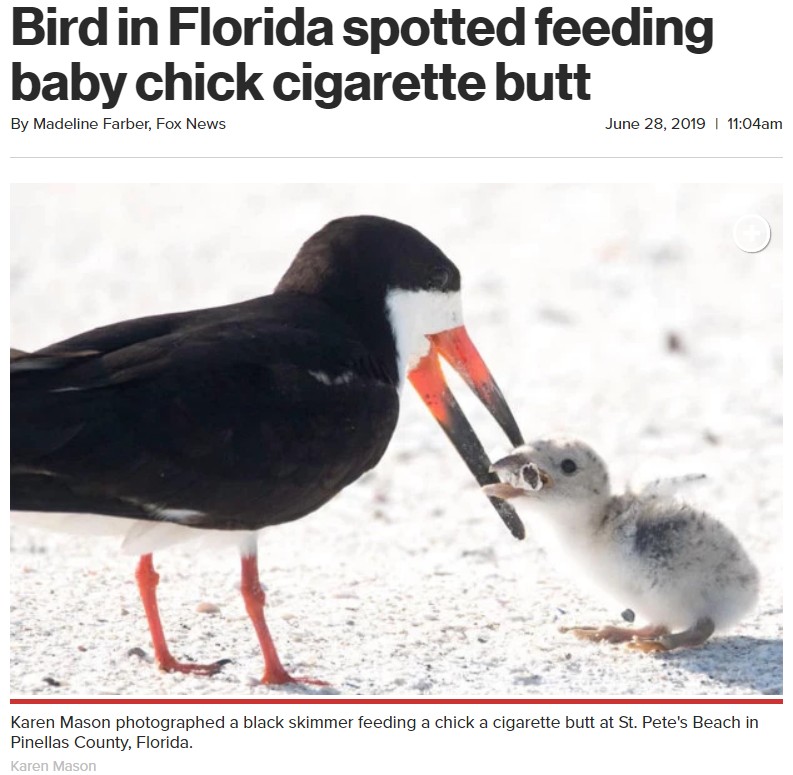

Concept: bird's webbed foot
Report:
left=560, top=624, right=670, bottom=645
left=628, top=617, right=715, bottom=653
left=261, top=667, right=330, bottom=687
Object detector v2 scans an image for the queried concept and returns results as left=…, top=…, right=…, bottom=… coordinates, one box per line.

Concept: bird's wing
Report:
left=12, top=301, right=399, bottom=529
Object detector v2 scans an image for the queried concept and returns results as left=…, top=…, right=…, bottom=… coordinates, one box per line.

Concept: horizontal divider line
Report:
left=10, top=155, right=784, bottom=160
left=10, top=698, right=784, bottom=705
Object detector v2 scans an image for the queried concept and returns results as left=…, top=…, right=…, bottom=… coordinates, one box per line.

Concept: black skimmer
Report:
left=12, top=215, right=525, bottom=684
left=484, top=438, right=759, bottom=651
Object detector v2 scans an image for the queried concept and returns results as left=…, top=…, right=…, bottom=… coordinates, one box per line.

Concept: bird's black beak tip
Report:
left=408, top=330, right=526, bottom=541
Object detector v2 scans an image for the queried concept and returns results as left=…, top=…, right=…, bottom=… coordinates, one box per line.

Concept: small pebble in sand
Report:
left=196, top=602, right=221, bottom=614
left=665, top=331, right=685, bottom=353
left=483, top=438, right=759, bottom=652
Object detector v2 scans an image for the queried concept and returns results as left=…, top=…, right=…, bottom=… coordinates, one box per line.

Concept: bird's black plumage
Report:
left=11, top=215, right=462, bottom=532
left=12, top=291, right=403, bottom=532
left=11, top=214, right=525, bottom=684
left=11, top=214, right=525, bottom=542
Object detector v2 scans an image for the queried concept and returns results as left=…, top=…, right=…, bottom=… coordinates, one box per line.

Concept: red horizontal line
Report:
left=10, top=698, right=782, bottom=705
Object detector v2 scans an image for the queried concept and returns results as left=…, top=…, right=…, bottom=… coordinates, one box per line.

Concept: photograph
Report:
left=10, top=181, right=782, bottom=696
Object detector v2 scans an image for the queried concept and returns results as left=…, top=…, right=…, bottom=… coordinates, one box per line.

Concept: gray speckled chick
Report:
left=483, top=438, right=759, bottom=652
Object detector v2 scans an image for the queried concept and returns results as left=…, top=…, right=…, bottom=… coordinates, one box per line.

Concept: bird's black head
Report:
left=277, top=215, right=526, bottom=539
left=277, top=215, right=465, bottom=382
left=277, top=215, right=459, bottom=297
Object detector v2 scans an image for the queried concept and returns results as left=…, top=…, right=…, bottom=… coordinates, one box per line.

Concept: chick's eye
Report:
left=560, top=459, right=578, bottom=475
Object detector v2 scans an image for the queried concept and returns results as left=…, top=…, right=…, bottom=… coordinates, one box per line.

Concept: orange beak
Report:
left=408, top=325, right=525, bottom=540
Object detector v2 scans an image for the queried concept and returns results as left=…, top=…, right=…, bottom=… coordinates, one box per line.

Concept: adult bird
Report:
left=11, top=215, right=525, bottom=685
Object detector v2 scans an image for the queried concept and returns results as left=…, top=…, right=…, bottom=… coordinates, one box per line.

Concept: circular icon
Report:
left=733, top=215, right=771, bottom=253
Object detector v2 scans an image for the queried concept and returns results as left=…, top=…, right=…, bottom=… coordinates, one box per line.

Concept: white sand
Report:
left=10, top=183, right=782, bottom=696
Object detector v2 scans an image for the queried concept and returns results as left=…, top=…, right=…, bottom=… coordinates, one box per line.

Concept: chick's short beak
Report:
left=483, top=454, right=552, bottom=500
left=481, top=482, right=526, bottom=500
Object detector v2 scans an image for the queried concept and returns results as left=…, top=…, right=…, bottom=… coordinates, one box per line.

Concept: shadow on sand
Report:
left=660, top=635, right=782, bottom=694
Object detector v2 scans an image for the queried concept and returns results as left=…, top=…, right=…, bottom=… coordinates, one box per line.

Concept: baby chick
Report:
left=483, top=438, right=759, bottom=652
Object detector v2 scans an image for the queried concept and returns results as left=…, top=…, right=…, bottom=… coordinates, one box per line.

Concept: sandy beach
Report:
left=10, top=182, right=782, bottom=696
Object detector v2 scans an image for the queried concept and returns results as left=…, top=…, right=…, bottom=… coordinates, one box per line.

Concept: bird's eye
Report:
left=430, top=267, right=450, bottom=290
left=560, top=459, right=578, bottom=475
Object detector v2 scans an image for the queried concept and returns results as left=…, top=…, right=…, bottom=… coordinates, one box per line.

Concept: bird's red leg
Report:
left=240, top=549, right=327, bottom=686
left=135, top=554, right=226, bottom=676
